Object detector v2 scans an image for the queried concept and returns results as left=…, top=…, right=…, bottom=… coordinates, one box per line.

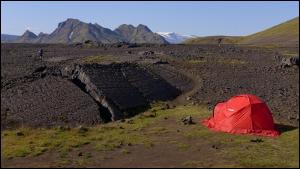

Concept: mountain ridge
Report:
left=10, top=18, right=169, bottom=44
left=2, top=17, right=298, bottom=46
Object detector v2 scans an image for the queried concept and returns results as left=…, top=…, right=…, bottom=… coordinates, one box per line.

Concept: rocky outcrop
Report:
left=1, top=76, right=102, bottom=129
left=62, top=63, right=181, bottom=121
left=2, top=62, right=184, bottom=128
left=280, top=57, right=299, bottom=68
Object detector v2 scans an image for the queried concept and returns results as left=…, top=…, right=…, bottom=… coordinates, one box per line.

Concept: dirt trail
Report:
left=167, top=60, right=203, bottom=106
left=45, top=56, right=70, bottom=62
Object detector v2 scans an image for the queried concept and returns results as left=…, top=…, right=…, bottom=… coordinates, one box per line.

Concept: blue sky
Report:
left=1, top=1, right=299, bottom=36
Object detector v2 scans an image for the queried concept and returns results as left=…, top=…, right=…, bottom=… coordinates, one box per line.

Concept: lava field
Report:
left=1, top=43, right=299, bottom=129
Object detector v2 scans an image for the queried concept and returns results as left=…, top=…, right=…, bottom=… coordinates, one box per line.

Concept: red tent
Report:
left=202, top=94, right=280, bottom=137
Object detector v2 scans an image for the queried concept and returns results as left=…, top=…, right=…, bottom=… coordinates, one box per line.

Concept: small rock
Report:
left=150, top=109, right=157, bottom=113
left=181, top=116, right=195, bottom=125
left=250, top=138, right=264, bottom=143
left=161, top=104, right=170, bottom=110
left=78, top=126, right=88, bottom=133
left=16, top=131, right=24, bottom=136
left=186, top=96, right=191, bottom=101
left=143, top=51, right=155, bottom=56
left=143, top=111, right=156, bottom=118
left=41, top=70, right=47, bottom=78
left=288, top=115, right=294, bottom=120
left=212, top=145, right=219, bottom=149
left=127, top=120, right=134, bottom=124
left=168, top=104, right=175, bottom=109
left=57, top=126, right=70, bottom=131
left=33, top=66, right=47, bottom=73
left=58, top=126, right=64, bottom=130
left=165, top=104, right=170, bottom=109
left=119, top=142, right=124, bottom=146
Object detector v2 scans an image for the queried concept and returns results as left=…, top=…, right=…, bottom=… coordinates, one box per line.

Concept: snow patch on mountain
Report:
left=156, top=32, right=197, bottom=44
left=69, top=31, right=73, bottom=40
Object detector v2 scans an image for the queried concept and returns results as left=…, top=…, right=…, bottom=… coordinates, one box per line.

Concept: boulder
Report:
left=143, top=51, right=155, bottom=56
left=280, top=57, right=299, bottom=68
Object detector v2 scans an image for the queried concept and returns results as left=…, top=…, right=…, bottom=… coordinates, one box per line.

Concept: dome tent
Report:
left=202, top=94, right=280, bottom=137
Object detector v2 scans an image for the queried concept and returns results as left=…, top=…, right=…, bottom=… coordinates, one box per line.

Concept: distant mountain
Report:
left=45, top=18, right=123, bottom=44
left=184, top=17, right=299, bottom=47
left=115, top=24, right=168, bottom=44
left=35, top=32, right=50, bottom=43
left=1, top=34, right=19, bottom=43
left=156, top=32, right=197, bottom=44
left=11, top=18, right=169, bottom=44
left=15, top=30, right=38, bottom=43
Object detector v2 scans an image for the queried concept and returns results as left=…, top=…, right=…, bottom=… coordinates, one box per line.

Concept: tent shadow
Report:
left=275, top=123, right=298, bottom=133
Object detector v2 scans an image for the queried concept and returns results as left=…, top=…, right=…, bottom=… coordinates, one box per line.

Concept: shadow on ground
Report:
left=276, top=123, right=298, bottom=133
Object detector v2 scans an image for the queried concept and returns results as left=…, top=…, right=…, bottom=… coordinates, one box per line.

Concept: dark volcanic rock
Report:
left=280, top=57, right=299, bottom=68
left=1, top=76, right=102, bottom=129
left=63, top=63, right=181, bottom=121
left=1, top=43, right=298, bottom=128
left=181, top=116, right=195, bottom=125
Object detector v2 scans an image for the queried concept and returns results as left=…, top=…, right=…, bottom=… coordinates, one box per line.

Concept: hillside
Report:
left=185, top=17, right=299, bottom=47
left=184, top=36, right=241, bottom=45
left=238, top=17, right=299, bottom=47
left=15, top=30, right=38, bottom=43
